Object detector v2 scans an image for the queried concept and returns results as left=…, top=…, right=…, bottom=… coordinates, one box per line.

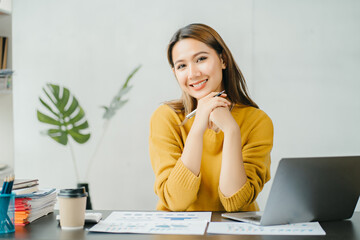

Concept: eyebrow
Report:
left=174, top=51, right=209, bottom=66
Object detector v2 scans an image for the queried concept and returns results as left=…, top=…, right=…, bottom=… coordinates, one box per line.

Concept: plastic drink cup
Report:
left=58, top=187, right=88, bottom=230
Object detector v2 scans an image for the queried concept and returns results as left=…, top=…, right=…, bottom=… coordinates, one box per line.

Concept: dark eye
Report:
left=177, top=64, right=186, bottom=70
left=197, top=56, right=207, bottom=62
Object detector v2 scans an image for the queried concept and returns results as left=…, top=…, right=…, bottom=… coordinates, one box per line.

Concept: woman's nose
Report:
left=188, top=64, right=201, bottom=79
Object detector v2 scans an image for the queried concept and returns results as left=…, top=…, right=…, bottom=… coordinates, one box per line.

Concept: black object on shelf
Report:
left=77, top=182, right=93, bottom=210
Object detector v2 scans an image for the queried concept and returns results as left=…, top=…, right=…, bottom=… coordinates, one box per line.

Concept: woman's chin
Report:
left=190, top=90, right=209, bottom=100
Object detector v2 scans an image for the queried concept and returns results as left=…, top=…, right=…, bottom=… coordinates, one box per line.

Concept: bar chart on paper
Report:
left=89, top=220, right=208, bottom=235
left=207, top=222, right=326, bottom=235
left=89, top=211, right=211, bottom=235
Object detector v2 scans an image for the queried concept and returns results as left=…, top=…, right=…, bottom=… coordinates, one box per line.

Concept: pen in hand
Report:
left=185, top=90, right=226, bottom=120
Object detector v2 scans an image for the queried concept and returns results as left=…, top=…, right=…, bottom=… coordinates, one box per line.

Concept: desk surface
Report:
left=2, top=211, right=360, bottom=240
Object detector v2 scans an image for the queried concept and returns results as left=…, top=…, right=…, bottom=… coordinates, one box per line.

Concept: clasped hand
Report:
left=193, top=92, right=236, bottom=134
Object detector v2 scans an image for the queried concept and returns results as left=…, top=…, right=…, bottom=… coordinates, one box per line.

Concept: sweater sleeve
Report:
left=149, top=105, right=201, bottom=211
left=219, top=110, right=274, bottom=212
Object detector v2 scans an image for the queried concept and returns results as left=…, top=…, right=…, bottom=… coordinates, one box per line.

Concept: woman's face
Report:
left=172, top=38, right=226, bottom=100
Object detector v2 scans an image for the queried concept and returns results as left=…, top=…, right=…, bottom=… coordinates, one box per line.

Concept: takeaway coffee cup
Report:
left=58, top=187, right=88, bottom=230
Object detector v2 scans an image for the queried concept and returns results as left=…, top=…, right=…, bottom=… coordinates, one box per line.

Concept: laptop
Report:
left=222, top=156, right=360, bottom=226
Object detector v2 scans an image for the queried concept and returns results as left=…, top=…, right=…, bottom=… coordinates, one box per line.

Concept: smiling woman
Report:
left=149, top=23, right=274, bottom=212
left=171, top=38, right=225, bottom=100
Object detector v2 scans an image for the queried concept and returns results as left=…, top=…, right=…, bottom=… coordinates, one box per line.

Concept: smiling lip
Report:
left=189, top=79, right=208, bottom=91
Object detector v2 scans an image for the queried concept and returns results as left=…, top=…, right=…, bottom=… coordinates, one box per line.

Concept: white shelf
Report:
left=0, top=75, right=12, bottom=93
left=0, top=89, right=11, bottom=94
left=0, top=0, right=11, bottom=15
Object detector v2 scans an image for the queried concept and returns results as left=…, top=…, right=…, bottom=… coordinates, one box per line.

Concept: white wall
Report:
left=253, top=0, right=360, bottom=211
left=12, top=0, right=253, bottom=210
left=12, top=0, right=360, bottom=211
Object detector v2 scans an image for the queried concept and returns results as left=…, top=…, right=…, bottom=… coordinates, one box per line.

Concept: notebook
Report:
left=222, top=156, right=360, bottom=226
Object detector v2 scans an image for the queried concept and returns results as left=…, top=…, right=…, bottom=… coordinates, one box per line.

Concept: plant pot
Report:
left=77, top=182, right=93, bottom=210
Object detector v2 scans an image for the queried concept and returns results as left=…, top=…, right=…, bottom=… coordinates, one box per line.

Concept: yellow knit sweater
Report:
left=149, top=104, right=273, bottom=212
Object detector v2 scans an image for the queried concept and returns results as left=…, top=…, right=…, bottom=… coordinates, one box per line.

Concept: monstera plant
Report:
left=37, top=84, right=91, bottom=182
left=37, top=84, right=91, bottom=145
left=37, top=66, right=141, bottom=209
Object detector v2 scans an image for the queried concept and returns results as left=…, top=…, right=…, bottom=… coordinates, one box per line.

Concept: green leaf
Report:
left=103, top=109, right=115, bottom=119
left=49, top=84, right=61, bottom=107
left=123, top=65, right=141, bottom=89
left=115, top=85, right=133, bottom=99
left=46, top=129, right=68, bottom=145
left=39, top=98, right=60, bottom=119
left=58, top=87, right=70, bottom=112
left=102, top=65, right=141, bottom=120
left=43, top=86, right=58, bottom=109
left=74, top=121, right=89, bottom=130
left=37, top=83, right=91, bottom=145
left=113, top=99, right=128, bottom=109
left=37, top=111, right=61, bottom=126
left=68, top=129, right=90, bottom=144
left=70, top=107, right=86, bottom=124
left=64, top=96, right=79, bottom=116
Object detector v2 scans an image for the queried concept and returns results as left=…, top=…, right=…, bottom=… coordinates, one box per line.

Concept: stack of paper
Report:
left=207, top=221, right=326, bottom=235
left=89, top=212, right=327, bottom=236
left=12, top=179, right=39, bottom=195
left=90, top=212, right=212, bottom=235
left=15, top=189, right=57, bottom=225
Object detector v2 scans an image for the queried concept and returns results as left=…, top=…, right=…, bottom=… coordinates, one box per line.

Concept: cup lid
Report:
left=58, top=187, right=88, bottom=198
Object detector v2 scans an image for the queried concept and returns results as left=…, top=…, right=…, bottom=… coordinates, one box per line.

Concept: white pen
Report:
left=185, top=90, right=226, bottom=119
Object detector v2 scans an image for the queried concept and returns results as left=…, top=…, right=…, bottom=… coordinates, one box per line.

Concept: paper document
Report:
left=89, top=220, right=208, bottom=235
left=103, top=211, right=212, bottom=222
left=89, top=211, right=211, bottom=235
left=207, top=222, right=326, bottom=235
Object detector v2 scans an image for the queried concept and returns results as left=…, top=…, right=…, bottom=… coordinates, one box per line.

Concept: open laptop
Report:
left=222, top=156, right=360, bottom=226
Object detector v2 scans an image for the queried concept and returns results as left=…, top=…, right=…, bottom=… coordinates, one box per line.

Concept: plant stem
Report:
left=84, top=119, right=110, bottom=181
left=68, top=140, right=80, bottom=183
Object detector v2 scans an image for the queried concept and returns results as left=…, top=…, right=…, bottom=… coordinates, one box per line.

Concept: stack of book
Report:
left=12, top=179, right=39, bottom=195
left=13, top=179, right=56, bottom=226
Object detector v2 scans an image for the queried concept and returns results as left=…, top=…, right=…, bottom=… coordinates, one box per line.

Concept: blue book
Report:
left=15, top=188, right=56, bottom=199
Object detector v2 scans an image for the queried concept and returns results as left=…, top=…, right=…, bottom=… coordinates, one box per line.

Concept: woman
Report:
left=149, top=23, right=273, bottom=212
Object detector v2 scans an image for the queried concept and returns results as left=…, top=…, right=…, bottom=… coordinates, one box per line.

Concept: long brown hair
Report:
left=166, top=23, right=258, bottom=116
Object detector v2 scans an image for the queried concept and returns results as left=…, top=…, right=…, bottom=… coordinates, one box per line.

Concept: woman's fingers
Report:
left=205, top=91, right=227, bottom=99
left=193, top=91, right=231, bottom=132
left=210, top=96, right=231, bottom=108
